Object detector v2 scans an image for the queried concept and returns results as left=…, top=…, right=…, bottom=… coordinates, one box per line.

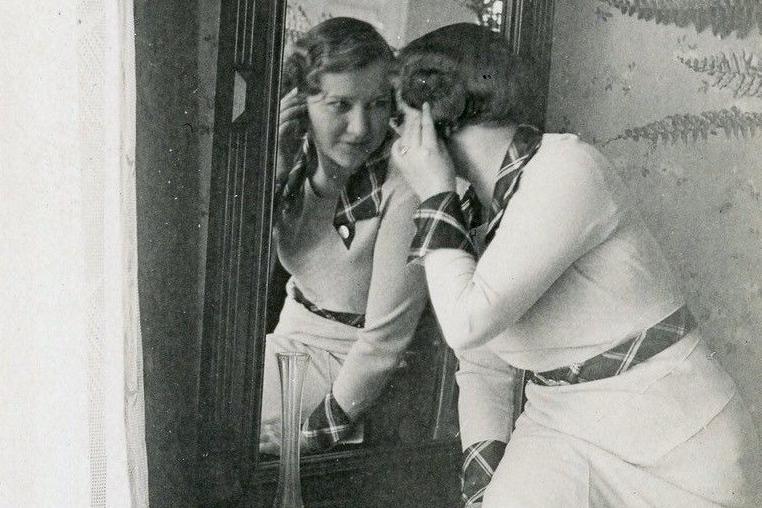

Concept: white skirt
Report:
left=484, top=334, right=762, bottom=507
left=260, top=296, right=360, bottom=442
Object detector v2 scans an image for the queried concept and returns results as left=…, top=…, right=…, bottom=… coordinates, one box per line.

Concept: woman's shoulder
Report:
left=531, top=132, right=635, bottom=223
left=538, top=132, right=608, bottom=168
left=530, top=132, right=613, bottom=188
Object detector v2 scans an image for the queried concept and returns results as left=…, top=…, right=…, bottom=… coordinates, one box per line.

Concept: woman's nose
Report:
left=345, top=107, right=369, bottom=139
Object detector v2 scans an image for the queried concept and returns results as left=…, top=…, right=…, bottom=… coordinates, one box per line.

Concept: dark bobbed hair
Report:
left=281, top=17, right=395, bottom=97
left=397, top=23, right=543, bottom=133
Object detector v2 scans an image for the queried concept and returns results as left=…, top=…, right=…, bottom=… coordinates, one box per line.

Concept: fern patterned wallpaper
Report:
left=546, top=1, right=762, bottom=428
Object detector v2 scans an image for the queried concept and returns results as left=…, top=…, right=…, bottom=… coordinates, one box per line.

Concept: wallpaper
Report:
left=547, top=0, right=762, bottom=428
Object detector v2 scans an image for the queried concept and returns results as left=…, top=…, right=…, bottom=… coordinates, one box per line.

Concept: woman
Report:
left=258, top=17, right=427, bottom=455
left=391, top=23, right=761, bottom=507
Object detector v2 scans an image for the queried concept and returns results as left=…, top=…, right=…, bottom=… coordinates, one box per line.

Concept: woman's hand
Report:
left=391, top=102, right=456, bottom=201
left=258, top=417, right=342, bottom=456
left=276, top=87, right=309, bottom=183
left=258, top=420, right=282, bottom=456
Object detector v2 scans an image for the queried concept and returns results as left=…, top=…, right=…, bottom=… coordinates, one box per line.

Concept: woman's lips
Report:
left=340, top=142, right=369, bottom=154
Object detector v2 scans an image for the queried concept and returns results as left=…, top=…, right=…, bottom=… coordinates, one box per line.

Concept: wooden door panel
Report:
left=197, top=0, right=286, bottom=502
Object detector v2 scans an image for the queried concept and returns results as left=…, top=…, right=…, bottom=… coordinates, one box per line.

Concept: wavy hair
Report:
left=396, top=23, right=542, bottom=134
left=281, top=17, right=394, bottom=97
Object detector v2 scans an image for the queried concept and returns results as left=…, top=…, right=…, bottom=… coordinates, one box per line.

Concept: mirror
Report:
left=258, top=0, right=510, bottom=464
left=196, top=0, right=553, bottom=504
left=283, top=0, right=507, bottom=50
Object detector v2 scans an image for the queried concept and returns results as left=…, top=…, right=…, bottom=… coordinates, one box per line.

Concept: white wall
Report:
left=547, top=1, right=762, bottom=430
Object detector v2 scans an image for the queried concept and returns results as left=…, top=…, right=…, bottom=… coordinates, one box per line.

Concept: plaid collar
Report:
left=279, top=133, right=392, bottom=249
left=462, top=124, right=543, bottom=245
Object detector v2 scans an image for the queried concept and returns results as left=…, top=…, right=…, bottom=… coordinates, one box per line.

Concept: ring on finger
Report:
left=398, top=145, right=409, bottom=156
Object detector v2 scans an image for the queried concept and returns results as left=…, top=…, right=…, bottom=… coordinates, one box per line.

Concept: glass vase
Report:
left=273, top=352, right=310, bottom=508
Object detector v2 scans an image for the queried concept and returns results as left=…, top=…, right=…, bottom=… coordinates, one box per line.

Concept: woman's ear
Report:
left=390, top=116, right=404, bottom=137
left=390, top=90, right=406, bottom=136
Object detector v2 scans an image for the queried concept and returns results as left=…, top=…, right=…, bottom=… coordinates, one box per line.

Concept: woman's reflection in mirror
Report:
left=259, top=17, right=428, bottom=457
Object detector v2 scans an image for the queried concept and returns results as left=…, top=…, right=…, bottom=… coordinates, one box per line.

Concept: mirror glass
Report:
left=259, top=0, right=508, bottom=462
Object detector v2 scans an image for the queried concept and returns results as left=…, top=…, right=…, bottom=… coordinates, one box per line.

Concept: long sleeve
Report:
left=455, top=346, right=518, bottom=448
left=331, top=175, right=428, bottom=419
left=423, top=140, right=619, bottom=352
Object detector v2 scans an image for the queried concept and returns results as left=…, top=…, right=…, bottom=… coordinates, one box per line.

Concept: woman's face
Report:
left=307, top=61, right=392, bottom=177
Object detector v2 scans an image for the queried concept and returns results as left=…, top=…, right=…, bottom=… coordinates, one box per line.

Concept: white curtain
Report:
left=0, top=1, right=148, bottom=506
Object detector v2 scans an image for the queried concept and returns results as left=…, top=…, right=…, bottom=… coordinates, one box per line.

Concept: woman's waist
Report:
left=286, top=279, right=366, bottom=328
left=489, top=299, right=686, bottom=372
left=271, top=296, right=360, bottom=354
left=530, top=305, right=697, bottom=386
left=519, top=332, right=737, bottom=464
left=282, top=275, right=369, bottom=315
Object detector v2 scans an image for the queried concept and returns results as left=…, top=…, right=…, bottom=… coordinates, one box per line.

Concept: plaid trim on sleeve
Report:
left=462, top=440, right=507, bottom=506
left=301, top=392, right=355, bottom=453
left=408, top=191, right=477, bottom=262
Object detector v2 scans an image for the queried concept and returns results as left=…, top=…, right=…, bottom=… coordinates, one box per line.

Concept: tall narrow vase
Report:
left=273, top=352, right=310, bottom=508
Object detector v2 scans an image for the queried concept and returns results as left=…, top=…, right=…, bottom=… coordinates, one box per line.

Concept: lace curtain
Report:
left=0, top=1, right=148, bottom=506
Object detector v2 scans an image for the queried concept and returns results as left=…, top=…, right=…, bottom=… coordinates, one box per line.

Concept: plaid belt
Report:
left=287, top=281, right=365, bottom=328
left=530, top=306, right=696, bottom=386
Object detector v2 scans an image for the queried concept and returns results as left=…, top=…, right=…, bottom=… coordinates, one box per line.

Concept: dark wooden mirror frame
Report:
left=196, top=0, right=555, bottom=505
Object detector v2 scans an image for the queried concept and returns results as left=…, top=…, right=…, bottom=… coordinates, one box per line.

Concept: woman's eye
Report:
left=328, top=101, right=351, bottom=113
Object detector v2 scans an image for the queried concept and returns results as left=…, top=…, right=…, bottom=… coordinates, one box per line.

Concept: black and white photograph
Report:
left=2, top=1, right=761, bottom=506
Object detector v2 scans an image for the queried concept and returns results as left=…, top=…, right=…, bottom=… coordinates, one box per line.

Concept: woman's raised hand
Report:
left=277, top=87, right=309, bottom=183
left=391, top=102, right=456, bottom=201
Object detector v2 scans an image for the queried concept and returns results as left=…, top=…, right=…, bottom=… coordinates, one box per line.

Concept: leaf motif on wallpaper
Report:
left=285, top=4, right=331, bottom=45
left=453, top=0, right=506, bottom=31
left=597, top=0, right=761, bottom=38
left=678, top=51, right=762, bottom=98
left=605, top=107, right=762, bottom=145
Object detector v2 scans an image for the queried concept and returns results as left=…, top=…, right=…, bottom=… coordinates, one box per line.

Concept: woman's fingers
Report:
left=279, top=106, right=308, bottom=130
left=398, top=101, right=422, bottom=147
left=278, top=88, right=308, bottom=148
left=280, top=99, right=307, bottom=115
left=259, top=422, right=281, bottom=455
left=396, top=101, right=437, bottom=150
left=278, top=119, right=304, bottom=139
left=392, top=138, right=408, bottom=159
left=279, top=87, right=298, bottom=110
left=259, top=439, right=280, bottom=456
left=420, top=103, right=438, bottom=149
left=279, top=91, right=307, bottom=122
left=282, top=87, right=298, bottom=101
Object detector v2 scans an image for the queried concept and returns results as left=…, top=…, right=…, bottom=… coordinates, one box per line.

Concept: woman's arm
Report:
left=423, top=143, right=619, bottom=351
left=456, top=347, right=518, bottom=448
left=331, top=176, right=429, bottom=420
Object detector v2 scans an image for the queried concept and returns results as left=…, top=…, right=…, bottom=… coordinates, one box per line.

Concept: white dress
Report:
left=261, top=165, right=427, bottom=431
left=423, top=134, right=761, bottom=506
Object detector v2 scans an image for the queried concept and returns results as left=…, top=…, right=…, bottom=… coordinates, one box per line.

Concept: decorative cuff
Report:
left=408, top=191, right=477, bottom=263
left=301, top=392, right=354, bottom=453
left=462, top=440, right=507, bottom=507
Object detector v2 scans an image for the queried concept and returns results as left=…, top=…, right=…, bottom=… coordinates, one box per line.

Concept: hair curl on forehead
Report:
left=281, top=17, right=394, bottom=97
left=397, top=23, right=542, bottom=132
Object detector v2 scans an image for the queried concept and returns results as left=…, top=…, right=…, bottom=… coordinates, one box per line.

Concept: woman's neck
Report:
left=310, top=150, right=348, bottom=198
left=448, top=124, right=518, bottom=205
